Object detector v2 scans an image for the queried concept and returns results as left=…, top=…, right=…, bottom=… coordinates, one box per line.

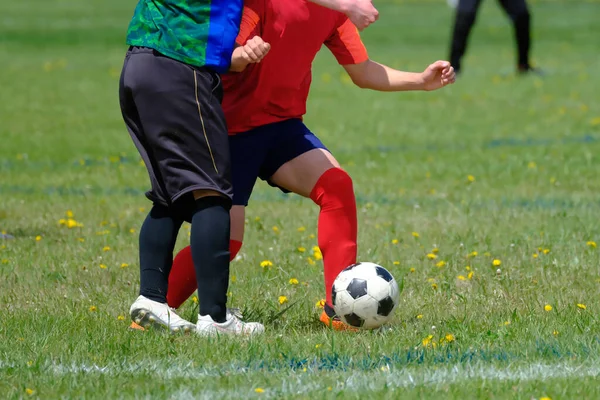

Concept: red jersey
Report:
left=221, top=0, right=369, bottom=134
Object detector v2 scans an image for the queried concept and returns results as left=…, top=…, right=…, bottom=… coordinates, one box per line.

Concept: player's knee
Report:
left=312, top=168, right=355, bottom=205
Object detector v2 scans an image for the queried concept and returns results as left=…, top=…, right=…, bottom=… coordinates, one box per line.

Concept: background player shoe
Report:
left=320, top=304, right=359, bottom=332
left=129, top=295, right=196, bottom=333
left=196, top=309, right=264, bottom=336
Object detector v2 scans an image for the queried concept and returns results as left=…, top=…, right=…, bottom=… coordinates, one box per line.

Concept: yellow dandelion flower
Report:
left=117, top=315, right=125, bottom=321
left=416, top=314, right=423, bottom=319
left=100, top=220, right=109, bottom=226
left=192, top=296, right=198, bottom=304
left=468, top=251, right=478, bottom=258
left=391, top=239, right=399, bottom=244
left=422, top=335, right=433, bottom=346
left=577, top=303, right=587, bottom=310
left=103, top=246, right=110, bottom=252
left=308, top=233, right=315, bottom=239
left=467, top=175, right=475, bottom=183
left=492, top=259, right=501, bottom=267
left=138, top=207, right=146, bottom=213
left=77, top=238, right=85, bottom=242
left=540, top=397, right=551, bottom=400
left=533, top=253, right=538, bottom=258
left=587, top=241, right=597, bottom=248
left=297, top=247, right=306, bottom=253
left=89, top=306, right=97, bottom=312
left=59, top=218, right=67, bottom=225
left=436, top=261, right=446, bottom=268
left=315, top=299, right=326, bottom=308
left=27, top=361, right=33, bottom=367
left=315, top=344, right=322, bottom=349
left=457, top=275, right=466, bottom=281
left=129, top=228, right=135, bottom=233
left=465, top=266, right=471, bottom=271
left=35, top=236, right=42, bottom=241
left=553, top=330, right=559, bottom=336
left=313, top=246, right=323, bottom=260
left=445, top=333, right=455, bottom=342
left=1, top=259, right=8, bottom=264
left=528, top=161, right=537, bottom=169
left=272, top=226, right=279, bottom=233
left=503, top=321, right=511, bottom=326
left=432, top=247, right=439, bottom=254
left=260, top=260, right=273, bottom=268
left=231, top=275, right=237, bottom=283
left=426, top=253, right=437, bottom=260
left=307, top=257, right=315, bottom=266
left=467, top=271, right=474, bottom=280
left=99, top=264, right=107, bottom=269
left=543, top=249, right=550, bottom=254
left=297, top=226, right=306, bottom=232
left=412, top=232, right=419, bottom=238
left=278, top=296, right=288, bottom=305
left=25, top=388, right=35, bottom=396
left=254, top=216, right=261, bottom=222
left=66, top=219, right=82, bottom=228
left=393, top=261, right=400, bottom=265
left=544, top=304, right=552, bottom=312
left=431, top=283, right=438, bottom=290
left=255, top=388, right=264, bottom=393
left=409, top=267, right=415, bottom=273
left=120, top=263, right=128, bottom=268
left=289, top=278, right=299, bottom=285
left=66, top=210, right=74, bottom=218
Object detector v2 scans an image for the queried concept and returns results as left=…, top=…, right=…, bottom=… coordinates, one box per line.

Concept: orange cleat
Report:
left=319, top=306, right=359, bottom=332
left=129, top=321, right=145, bottom=331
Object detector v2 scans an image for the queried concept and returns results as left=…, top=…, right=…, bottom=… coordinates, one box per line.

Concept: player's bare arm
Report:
left=230, top=36, right=271, bottom=72
left=343, top=60, right=456, bottom=92
left=309, top=0, right=378, bottom=30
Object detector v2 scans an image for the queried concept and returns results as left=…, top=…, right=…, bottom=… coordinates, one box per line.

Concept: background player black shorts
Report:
left=119, top=46, right=232, bottom=219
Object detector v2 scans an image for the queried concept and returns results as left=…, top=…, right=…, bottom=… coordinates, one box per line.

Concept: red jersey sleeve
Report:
left=236, top=1, right=262, bottom=45
left=324, top=17, right=369, bottom=65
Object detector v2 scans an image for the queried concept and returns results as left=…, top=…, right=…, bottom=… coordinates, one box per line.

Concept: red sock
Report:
left=166, top=239, right=243, bottom=308
left=310, top=168, right=358, bottom=307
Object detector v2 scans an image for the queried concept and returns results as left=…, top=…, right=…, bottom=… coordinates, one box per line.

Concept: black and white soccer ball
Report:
left=332, top=262, right=400, bottom=329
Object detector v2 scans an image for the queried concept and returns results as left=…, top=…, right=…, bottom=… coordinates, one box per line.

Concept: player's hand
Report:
left=241, top=36, right=271, bottom=64
left=344, top=0, right=379, bottom=30
left=421, top=61, right=456, bottom=91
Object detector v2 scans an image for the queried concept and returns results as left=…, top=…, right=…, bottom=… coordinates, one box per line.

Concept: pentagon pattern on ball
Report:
left=377, top=296, right=396, bottom=316
left=375, top=266, right=394, bottom=282
left=344, top=312, right=364, bottom=328
left=346, top=278, right=368, bottom=299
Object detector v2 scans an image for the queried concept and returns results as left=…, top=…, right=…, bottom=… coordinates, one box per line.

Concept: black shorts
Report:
left=119, top=46, right=232, bottom=219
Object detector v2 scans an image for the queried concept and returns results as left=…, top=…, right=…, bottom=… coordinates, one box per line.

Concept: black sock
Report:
left=449, top=11, right=477, bottom=72
left=513, top=11, right=531, bottom=68
left=190, top=196, right=231, bottom=323
left=138, top=205, right=183, bottom=303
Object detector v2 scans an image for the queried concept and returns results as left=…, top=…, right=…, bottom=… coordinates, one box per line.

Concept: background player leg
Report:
left=498, top=0, right=535, bottom=72
left=270, top=149, right=357, bottom=319
left=449, top=0, right=483, bottom=73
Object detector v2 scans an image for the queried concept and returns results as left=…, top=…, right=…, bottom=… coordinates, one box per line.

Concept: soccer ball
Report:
left=332, top=262, right=400, bottom=329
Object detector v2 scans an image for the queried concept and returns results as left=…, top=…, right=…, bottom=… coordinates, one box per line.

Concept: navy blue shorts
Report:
left=229, top=119, right=328, bottom=206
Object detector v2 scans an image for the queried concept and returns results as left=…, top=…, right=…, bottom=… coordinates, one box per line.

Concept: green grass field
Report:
left=2, top=0, right=600, bottom=398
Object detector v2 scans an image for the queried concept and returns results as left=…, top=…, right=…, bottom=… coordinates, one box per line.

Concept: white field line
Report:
left=2, top=360, right=599, bottom=397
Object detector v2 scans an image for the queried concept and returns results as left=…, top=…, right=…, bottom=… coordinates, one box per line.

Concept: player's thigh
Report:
left=230, top=206, right=246, bottom=242
left=458, top=0, right=483, bottom=13
left=270, top=148, right=340, bottom=198
left=497, top=0, right=528, bottom=17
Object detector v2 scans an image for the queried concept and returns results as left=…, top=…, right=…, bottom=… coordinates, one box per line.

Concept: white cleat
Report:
left=196, top=309, right=264, bottom=337
left=129, top=295, right=195, bottom=334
